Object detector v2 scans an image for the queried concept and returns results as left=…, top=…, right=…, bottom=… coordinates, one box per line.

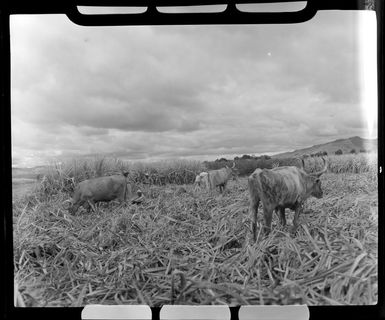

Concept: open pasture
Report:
left=13, top=155, right=378, bottom=306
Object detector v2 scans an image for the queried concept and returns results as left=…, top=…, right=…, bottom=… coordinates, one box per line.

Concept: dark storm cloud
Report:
left=12, top=19, right=208, bottom=137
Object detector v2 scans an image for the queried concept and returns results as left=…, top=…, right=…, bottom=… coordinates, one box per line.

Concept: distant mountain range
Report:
left=273, top=136, right=377, bottom=158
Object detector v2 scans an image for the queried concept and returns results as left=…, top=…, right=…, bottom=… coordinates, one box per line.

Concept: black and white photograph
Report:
left=11, top=5, right=378, bottom=307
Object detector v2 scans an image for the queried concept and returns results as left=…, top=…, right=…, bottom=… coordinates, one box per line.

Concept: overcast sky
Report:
left=10, top=9, right=377, bottom=167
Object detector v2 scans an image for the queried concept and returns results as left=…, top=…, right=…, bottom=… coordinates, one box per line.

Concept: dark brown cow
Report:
left=67, top=172, right=139, bottom=214
left=248, top=158, right=327, bottom=240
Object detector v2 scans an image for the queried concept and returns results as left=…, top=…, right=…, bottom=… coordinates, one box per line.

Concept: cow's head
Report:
left=308, top=157, right=328, bottom=199
left=309, top=177, right=323, bottom=198
left=226, top=162, right=239, bottom=179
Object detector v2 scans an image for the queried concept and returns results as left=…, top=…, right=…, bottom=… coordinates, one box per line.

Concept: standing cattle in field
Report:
left=194, top=172, right=210, bottom=190
left=67, top=172, right=139, bottom=214
left=207, top=162, right=238, bottom=193
left=248, top=158, right=327, bottom=240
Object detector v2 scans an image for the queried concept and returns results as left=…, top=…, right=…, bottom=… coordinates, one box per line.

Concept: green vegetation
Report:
left=13, top=153, right=378, bottom=306
left=205, top=153, right=377, bottom=177
left=335, top=149, right=343, bottom=155
left=36, top=158, right=205, bottom=197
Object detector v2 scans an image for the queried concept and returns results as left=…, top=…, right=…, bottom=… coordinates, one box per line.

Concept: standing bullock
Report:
left=67, top=172, right=139, bottom=214
left=207, top=162, right=237, bottom=193
left=248, top=158, right=327, bottom=240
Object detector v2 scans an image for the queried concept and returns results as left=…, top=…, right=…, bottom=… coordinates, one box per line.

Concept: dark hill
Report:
left=273, top=136, right=377, bottom=158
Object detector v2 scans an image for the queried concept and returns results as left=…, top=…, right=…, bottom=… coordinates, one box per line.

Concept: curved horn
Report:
left=313, top=157, right=328, bottom=177
left=231, top=161, right=236, bottom=169
left=300, top=157, right=310, bottom=174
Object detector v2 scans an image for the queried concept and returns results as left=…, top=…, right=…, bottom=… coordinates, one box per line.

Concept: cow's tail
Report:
left=259, top=171, right=277, bottom=200
left=247, top=175, right=260, bottom=203
left=248, top=173, right=261, bottom=242
left=206, top=172, right=213, bottom=190
left=298, top=156, right=308, bottom=173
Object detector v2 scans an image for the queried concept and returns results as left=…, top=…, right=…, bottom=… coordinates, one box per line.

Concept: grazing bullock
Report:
left=248, top=158, right=327, bottom=240
left=67, top=172, right=138, bottom=214
left=194, top=172, right=209, bottom=190
left=207, top=162, right=237, bottom=193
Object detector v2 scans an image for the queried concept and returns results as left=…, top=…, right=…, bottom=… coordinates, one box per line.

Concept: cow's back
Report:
left=259, top=167, right=305, bottom=206
left=78, top=175, right=126, bottom=201
left=248, top=168, right=263, bottom=198
left=208, top=168, right=225, bottom=188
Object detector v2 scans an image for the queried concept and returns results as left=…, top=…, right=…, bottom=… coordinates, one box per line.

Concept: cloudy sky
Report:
left=10, top=9, right=377, bottom=167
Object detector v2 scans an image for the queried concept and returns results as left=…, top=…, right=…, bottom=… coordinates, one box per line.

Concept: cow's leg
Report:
left=248, top=178, right=261, bottom=242
left=86, top=199, right=97, bottom=213
left=83, top=200, right=91, bottom=212
left=249, top=197, right=260, bottom=242
left=263, top=205, right=274, bottom=235
left=278, top=207, right=286, bottom=226
left=291, top=203, right=302, bottom=233
left=118, top=188, right=127, bottom=208
left=76, top=199, right=91, bottom=213
left=222, top=182, right=228, bottom=194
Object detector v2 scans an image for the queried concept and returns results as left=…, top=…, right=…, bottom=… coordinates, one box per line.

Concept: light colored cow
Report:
left=207, top=162, right=237, bottom=193
left=248, top=158, right=327, bottom=240
left=194, top=172, right=209, bottom=190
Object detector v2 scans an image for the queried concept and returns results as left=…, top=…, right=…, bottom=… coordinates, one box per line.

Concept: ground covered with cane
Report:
left=13, top=155, right=378, bottom=306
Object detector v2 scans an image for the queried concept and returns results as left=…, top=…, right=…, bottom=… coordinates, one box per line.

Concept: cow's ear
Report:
left=123, top=171, right=129, bottom=177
